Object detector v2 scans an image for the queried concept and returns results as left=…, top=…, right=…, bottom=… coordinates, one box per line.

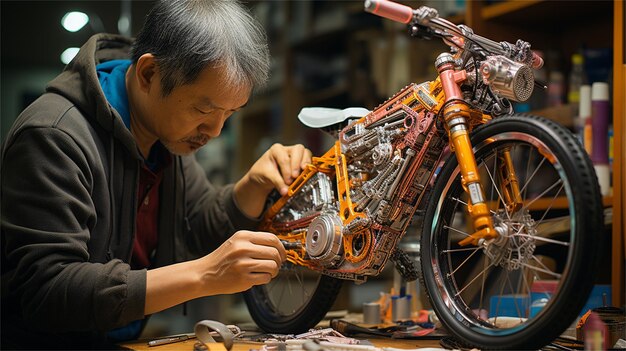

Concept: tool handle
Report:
left=330, top=319, right=387, bottom=337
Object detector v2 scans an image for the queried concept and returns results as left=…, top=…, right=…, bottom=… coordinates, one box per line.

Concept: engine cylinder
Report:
left=480, top=55, right=534, bottom=102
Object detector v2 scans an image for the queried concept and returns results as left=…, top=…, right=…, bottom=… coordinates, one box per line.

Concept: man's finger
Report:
left=289, top=144, right=305, bottom=178
left=250, top=245, right=284, bottom=269
left=270, top=144, right=294, bottom=185
left=249, top=232, right=287, bottom=262
left=248, top=259, right=280, bottom=275
left=301, top=148, right=313, bottom=169
left=249, top=272, right=274, bottom=285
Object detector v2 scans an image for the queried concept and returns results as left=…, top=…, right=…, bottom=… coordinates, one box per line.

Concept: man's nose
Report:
left=198, top=115, right=226, bottom=138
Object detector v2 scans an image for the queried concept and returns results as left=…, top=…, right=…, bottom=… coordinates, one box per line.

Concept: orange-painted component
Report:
left=498, top=148, right=523, bottom=213
left=263, top=147, right=337, bottom=221
left=261, top=136, right=374, bottom=266
left=344, top=230, right=371, bottom=263
left=439, top=63, right=498, bottom=247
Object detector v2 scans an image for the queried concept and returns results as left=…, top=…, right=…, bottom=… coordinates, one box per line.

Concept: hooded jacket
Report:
left=0, top=34, right=260, bottom=349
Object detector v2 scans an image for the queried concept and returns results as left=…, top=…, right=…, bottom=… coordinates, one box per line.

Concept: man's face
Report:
left=145, top=65, right=250, bottom=156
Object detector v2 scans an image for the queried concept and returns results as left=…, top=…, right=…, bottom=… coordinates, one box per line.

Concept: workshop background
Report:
left=1, top=0, right=623, bottom=340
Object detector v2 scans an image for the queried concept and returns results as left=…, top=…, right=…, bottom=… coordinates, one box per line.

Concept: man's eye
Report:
left=195, top=107, right=214, bottom=115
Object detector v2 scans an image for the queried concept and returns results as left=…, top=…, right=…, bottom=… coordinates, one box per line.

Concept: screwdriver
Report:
left=330, top=319, right=389, bottom=337
left=280, top=240, right=302, bottom=250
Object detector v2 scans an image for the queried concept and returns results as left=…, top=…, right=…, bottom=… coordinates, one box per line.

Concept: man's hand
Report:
left=197, top=231, right=286, bottom=294
left=234, top=143, right=312, bottom=218
left=144, top=231, right=286, bottom=314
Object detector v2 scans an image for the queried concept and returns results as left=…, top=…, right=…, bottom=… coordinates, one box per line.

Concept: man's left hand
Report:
left=234, top=143, right=312, bottom=218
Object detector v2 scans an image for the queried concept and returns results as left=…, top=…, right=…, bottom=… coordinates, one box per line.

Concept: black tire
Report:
left=420, top=115, right=603, bottom=350
left=243, top=264, right=343, bottom=333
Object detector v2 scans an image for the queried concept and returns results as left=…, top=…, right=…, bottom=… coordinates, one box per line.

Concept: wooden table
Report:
left=121, top=335, right=443, bottom=351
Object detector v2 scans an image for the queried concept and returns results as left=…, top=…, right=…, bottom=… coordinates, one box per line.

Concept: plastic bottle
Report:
left=609, top=125, right=614, bottom=168
left=578, top=85, right=592, bottom=152
left=547, top=70, right=564, bottom=107
left=567, top=53, right=586, bottom=110
left=591, top=82, right=611, bottom=196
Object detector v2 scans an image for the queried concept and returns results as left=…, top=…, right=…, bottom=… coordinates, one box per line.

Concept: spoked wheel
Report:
left=243, top=262, right=343, bottom=333
left=421, top=115, right=603, bottom=350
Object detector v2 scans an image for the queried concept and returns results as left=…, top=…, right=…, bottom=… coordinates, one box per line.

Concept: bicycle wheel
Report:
left=243, top=263, right=343, bottom=333
left=421, top=115, right=603, bottom=349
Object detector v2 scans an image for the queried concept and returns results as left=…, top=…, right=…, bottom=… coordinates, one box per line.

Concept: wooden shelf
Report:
left=479, top=0, right=611, bottom=26
left=485, top=196, right=612, bottom=213
left=524, top=196, right=613, bottom=211
left=481, top=0, right=545, bottom=20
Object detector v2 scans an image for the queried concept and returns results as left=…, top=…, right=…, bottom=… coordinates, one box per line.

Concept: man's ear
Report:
left=135, top=53, right=158, bottom=93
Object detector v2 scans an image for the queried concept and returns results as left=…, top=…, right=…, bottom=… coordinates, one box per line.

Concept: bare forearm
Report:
left=145, top=259, right=208, bottom=315
left=233, top=176, right=270, bottom=218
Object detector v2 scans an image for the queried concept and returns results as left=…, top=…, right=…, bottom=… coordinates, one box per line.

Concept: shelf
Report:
left=481, top=0, right=544, bottom=21
left=484, top=196, right=612, bottom=213
left=525, top=196, right=613, bottom=212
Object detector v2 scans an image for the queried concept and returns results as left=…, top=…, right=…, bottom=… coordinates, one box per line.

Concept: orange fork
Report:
left=436, top=53, right=498, bottom=246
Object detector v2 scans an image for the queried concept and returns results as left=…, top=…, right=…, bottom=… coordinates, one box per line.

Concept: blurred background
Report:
left=1, top=0, right=616, bottom=339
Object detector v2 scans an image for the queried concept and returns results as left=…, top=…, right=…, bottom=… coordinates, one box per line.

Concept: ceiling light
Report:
left=61, top=11, right=89, bottom=32
left=61, top=47, right=80, bottom=64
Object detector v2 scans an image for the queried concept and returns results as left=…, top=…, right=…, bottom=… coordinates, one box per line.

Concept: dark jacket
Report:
left=0, top=33, right=259, bottom=349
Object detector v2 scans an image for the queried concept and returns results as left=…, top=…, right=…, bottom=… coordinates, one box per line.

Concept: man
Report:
left=1, top=1, right=309, bottom=348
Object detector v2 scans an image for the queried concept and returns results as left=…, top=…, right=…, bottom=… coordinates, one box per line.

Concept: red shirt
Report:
left=130, top=152, right=171, bottom=270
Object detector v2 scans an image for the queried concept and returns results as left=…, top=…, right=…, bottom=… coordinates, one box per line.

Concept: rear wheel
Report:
left=243, top=263, right=343, bottom=333
left=421, top=115, right=603, bottom=349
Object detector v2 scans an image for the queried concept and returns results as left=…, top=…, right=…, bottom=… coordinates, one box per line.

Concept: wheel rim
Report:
left=430, top=131, right=577, bottom=336
left=257, top=263, right=323, bottom=318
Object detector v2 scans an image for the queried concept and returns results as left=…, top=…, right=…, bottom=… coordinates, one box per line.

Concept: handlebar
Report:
left=530, top=51, right=544, bottom=69
left=364, top=0, right=543, bottom=69
left=364, top=0, right=413, bottom=24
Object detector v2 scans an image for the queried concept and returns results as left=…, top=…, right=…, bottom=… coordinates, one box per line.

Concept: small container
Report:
left=391, top=295, right=412, bottom=322
left=363, top=302, right=381, bottom=325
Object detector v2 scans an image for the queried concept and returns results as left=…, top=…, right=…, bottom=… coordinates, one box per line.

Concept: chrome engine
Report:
left=274, top=172, right=336, bottom=223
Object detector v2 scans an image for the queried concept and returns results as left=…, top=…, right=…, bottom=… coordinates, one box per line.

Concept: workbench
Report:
left=120, top=336, right=444, bottom=351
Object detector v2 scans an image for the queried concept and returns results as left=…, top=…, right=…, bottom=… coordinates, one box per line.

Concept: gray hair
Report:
left=131, top=0, right=270, bottom=96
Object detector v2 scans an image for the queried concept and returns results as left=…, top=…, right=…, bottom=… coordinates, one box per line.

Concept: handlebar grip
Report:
left=531, top=51, right=544, bottom=69
left=364, top=0, right=413, bottom=24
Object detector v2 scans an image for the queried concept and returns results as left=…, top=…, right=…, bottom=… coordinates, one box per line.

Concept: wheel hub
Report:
left=484, top=210, right=537, bottom=271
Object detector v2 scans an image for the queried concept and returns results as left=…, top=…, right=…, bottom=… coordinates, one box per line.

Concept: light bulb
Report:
left=61, top=11, right=89, bottom=32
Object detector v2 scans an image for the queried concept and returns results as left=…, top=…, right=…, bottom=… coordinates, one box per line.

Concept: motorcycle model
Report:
left=244, top=1, right=604, bottom=349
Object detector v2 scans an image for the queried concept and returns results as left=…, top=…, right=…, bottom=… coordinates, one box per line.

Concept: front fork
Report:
left=436, top=54, right=521, bottom=246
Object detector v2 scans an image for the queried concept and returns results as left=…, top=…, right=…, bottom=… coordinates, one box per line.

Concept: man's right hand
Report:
left=145, top=231, right=286, bottom=315
left=197, top=230, right=287, bottom=294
